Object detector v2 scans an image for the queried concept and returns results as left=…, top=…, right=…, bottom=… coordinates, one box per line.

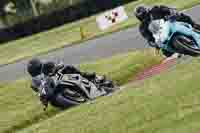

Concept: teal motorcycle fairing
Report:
left=149, top=19, right=200, bottom=54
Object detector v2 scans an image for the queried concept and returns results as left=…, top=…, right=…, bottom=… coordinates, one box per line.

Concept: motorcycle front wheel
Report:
left=193, top=23, right=200, bottom=33
left=50, top=87, right=87, bottom=109
left=172, top=35, right=200, bottom=56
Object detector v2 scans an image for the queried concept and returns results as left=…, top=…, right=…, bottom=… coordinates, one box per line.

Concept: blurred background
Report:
left=0, top=0, right=135, bottom=28
left=0, top=0, right=136, bottom=43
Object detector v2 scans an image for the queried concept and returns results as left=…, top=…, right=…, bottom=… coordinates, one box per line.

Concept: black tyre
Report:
left=50, top=87, right=87, bottom=109
left=172, top=35, right=200, bottom=56
left=193, top=23, right=200, bottom=33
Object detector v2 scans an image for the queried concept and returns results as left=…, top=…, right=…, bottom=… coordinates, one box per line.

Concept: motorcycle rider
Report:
left=27, top=58, right=100, bottom=106
left=27, top=58, right=97, bottom=92
left=134, top=5, right=200, bottom=57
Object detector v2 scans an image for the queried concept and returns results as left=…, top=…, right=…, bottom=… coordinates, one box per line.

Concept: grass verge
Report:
left=0, top=0, right=199, bottom=65
left=0, top=49, right=162, bottom=133
left=17, top=57, right=200, bottom=133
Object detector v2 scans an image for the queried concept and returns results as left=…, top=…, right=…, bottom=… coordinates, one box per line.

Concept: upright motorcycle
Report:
left=148, top=17, right=200, bottom=56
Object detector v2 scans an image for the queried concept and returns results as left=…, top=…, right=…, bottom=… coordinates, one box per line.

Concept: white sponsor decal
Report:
left=96, top=6, right=128, bottom=30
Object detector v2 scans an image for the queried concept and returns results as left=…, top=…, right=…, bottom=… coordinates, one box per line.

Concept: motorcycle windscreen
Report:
left=149, top=19, right=170, bottom=45
left=61, top=74, right=80, bottom=81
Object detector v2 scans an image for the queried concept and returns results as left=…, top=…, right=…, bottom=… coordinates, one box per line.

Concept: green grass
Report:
left=0, top=49, right=162, bottom=133
left=16, top=57, right=200, bottom=133
left=0, top=0, right=200, bottom=66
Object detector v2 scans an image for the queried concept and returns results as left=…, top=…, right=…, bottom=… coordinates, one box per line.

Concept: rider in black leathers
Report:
left=27, top=58, right=97, bottom=105
left=27, top=58, right=96, bottom=91
left=134, top=5, right=200, bottom=57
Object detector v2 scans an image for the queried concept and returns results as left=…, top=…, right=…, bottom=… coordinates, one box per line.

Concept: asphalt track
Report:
left=0, top=5, right=200, bottom=82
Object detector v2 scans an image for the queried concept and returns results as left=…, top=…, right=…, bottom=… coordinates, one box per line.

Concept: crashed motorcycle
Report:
left=36, top=72, right=119, bottom=110
left=148, top=17, right=200, bottom=56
